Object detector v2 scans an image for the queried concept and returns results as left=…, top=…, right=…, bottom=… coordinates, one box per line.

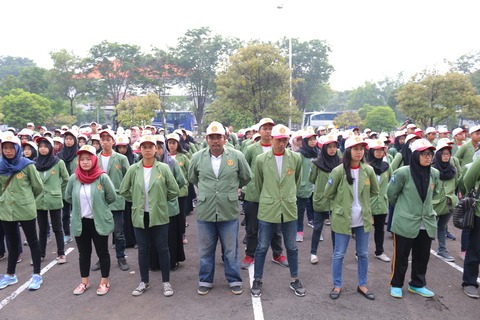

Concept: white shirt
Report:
left=79, top=184, right=93, bottom=219
left=261, top=144, right=272, bottom=154
left=275, top=154, right=283, bottom=178
left=101, top=154, right=110, bottom=172
left=350, top=167, right=363, bottom=227
left=143, top=167, right=152, bottom=212
left=211, top=154, right=222, bottom=178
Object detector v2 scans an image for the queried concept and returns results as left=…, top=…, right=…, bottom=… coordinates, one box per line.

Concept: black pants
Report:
left=244, top=201, right=283, bottom=258
left=2, top=219, right=41, bottom=275
left=373, top=214, right=387, bottom=256
left=75, top=218, right=110, bottom=278
left=390, top=230, right=431, bottom=288
left=37, top=209, right=65, bottom=257
left=462, top=215, right=480, bottom=288
left=123, top=201, right=136, bottom=248
left=62, top=200, right=71, bottom=237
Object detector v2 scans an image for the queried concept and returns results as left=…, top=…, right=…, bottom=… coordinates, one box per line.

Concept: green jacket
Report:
left=255, top=149, right=302, bottom=223
left=64, top=173, right=117, bottom=237
left=387, top=166, right=440, bottom=238
left=455, top=140, right=476, bottom=167
left=167, top=160, right=187, bottom=217
left=296, top=153, right=314, bottom=198
left=324, top=162, right=379, bottom=235
left=119, top=160, right=179, bottom=228
left=371, top=167, right=393, bottom=215
left=243, top=142, right=267, bottom=202
left=390, top=153, right=404, bottom=172
left=461, top=156, right=480, bottom=217
left=98, top=151, right=130, bottom=211
left=188, top=147, right=251, bottom=222
left=173, top=152, right=190, bottom=198
left=309, top=165, right=332, bottom=213
left=0, top=164, right=44, bottom=221
left=36, top=160, right=69, bottom=210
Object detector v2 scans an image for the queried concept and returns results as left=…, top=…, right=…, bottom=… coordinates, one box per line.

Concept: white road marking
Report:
left=248, top=264, right=264, bottom=320
left=0, top=247, right=75, bottom=310
left=430, top=249, right=480, bottom=284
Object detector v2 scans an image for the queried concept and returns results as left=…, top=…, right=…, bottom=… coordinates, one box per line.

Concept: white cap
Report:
left=99, top=129, right=116, bottom=140
left=138, top=135, right=157, bottom=146
left=438, top=127, right=450, bottom=134
left=469, top=125, right=480, bottom=134
left=64, top=129, right=78, bottom=138
left=36, top=136, right=54, bottom=147
left=318, top=134, right=338, bottom=146
left=271, top=124, right=290, bottom=139
left=115, top=135, right=129, bottom=146
left=425, top=127, right=437, bottom=134
left=206, top=121, right=225, bottom=136
left=90, top=134, right=100, bottom=141
left=410, top=138, right=435, bottom=152
left=27, top=122, right=34, bottom=127
left=302, top=127, right=316, bottom=139
left=52, top=137, right=64, bottom=145
left=327, top=124, right=335, bottom=129
left=405, top=133, right=419, bottom=144
left=61, top=125, right=69, bottom=131
left=344, top=135, right=368, bottom=149
left=166, top=133, right=180, bottom=142
left=363, top=128, right=372, bottom=133
left=156, top=135, right=165, bottom=144
left=1, top=131, right=21, bottom=145
left=407, top=123, right=417, bottom=129
left=452, top=127, right=465, bottom=137
left=22, top=140, right=38, bottom=151
left=437, top=138, right=453, bottom=145
left=76, top=144, right=97, bottom=156
left=436, top=139, right=453, bottom=151
left=252, top=133, right=261, bottom=141
left=257, top=118, right=275, bottom=128
left=317, top=126, right=326, bottom=131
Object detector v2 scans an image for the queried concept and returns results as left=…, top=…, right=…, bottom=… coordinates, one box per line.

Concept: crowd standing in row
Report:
left=0, top=119, right=479, bottom=301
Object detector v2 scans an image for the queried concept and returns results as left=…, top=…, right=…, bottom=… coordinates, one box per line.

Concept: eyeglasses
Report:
left=419, top=151, right=434, bottom=158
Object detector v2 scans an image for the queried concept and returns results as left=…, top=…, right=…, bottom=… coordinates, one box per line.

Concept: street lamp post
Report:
left=277, top=4, right=293, bottom=128
left=68, top=86, right=77, bottom=116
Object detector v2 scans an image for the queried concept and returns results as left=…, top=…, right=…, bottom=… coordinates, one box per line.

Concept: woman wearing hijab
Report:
left=387, top=139, right=440, bottom=299
left=431, top=140, right=458, bottom=262
left=388, top=131, right=407, bottom=158
left=35, top=137, right=70, bottom=264
left=58, top=130, right=79, bottom=245
left=0, top=133, right=44, bottom=291
left=295, top=129, right=319, bottom=242
left=324, top=135, right=379, bottom=300
left=309, top=134, right=341, bottom=264
left=366, top=139, right=393, bottom=262
left=390, top=134, right=419, bottom=172
left=22, top=141, right=38, bottom=160
left=64, top=145, right=117, bottom=296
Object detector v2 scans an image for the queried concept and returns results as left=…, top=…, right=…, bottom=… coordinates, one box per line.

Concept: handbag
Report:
left=452, top=188, right=478, bottom=230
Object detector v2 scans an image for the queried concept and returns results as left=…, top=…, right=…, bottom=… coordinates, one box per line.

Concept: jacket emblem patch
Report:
left=227, top=159, right=234, bottom=166
left=97, top=184, right=103, bottom=190
left=16, top=173, right=24, bottom=179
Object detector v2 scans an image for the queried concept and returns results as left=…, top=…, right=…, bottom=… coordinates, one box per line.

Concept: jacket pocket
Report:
left=197, top=195, right=206, bottom=202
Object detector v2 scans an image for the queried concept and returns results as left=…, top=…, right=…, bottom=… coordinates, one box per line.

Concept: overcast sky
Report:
left=1, top=0, right=478, bottom=91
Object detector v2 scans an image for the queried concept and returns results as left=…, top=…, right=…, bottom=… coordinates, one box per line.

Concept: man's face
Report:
left=272, top=137, right=288, bottom=154
left=259, top=124, right=274, bottom=140
left=471, top=131, right=480, bottom=143
left=130, top=129, right=139, bottom=138
left=206, top=134, right=226, bottom=155
left=100, top=134, right=114, bottom=152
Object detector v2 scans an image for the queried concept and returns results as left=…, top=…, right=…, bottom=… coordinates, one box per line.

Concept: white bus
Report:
left=302, top=111, right=343, bottom=129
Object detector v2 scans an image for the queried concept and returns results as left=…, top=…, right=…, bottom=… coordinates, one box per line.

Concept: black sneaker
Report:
left=231, top=285, right=243, bottom=295
left=118, top=257, right=129, bottom=271
left=251, top=278, right=262, bottom=297
left=290, top=279, right=306, bottom=297
left=197, top=286, right=211, bottom=295
left=91, top=261, right=101, bottom=271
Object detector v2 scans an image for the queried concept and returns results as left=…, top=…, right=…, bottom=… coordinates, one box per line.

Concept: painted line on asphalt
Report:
left=0, top=247, right=75, bottom=310
left=430, top=249, right=480, bottom=284
left=248, top=264, right=264, bottom=320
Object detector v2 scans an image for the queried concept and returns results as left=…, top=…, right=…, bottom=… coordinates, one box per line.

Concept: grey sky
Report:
left=1, top=0, right=478, bottom=91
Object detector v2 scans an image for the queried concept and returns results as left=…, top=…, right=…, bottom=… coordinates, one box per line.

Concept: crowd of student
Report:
left=0, top=119, right=479, bottom=301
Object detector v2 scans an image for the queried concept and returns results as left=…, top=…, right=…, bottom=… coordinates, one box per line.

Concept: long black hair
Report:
left=342, top=146, right=365, bottom=185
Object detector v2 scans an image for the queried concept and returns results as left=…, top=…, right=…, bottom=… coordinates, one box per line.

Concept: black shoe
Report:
left=446, top=231, right=456, bottom=240
left=118, top=257, right=129, bottom=271
left=330, top=288, right=341, bottom=300
left=197, top=286, right=211, bottom=295
left=357, top=286, right=375, bottom=300
left=91, top=261, right=101, bottom=271
left=251, top=278, right=262, bottom=297
left=290, top=279, right=306, bottom=297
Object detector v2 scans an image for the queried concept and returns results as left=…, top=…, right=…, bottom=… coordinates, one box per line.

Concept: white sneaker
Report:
left=310, top=254, right=318, bottom=264
left=320, top=235, right=324, bottom=241
left=296, top=232, right=304, bottom=242
left=375, top=253, right=391, bottom=262
left=163, top=282, right=174, bottom=297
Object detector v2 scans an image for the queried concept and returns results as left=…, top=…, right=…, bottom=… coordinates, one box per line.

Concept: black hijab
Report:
left=114, top=144, right=135, bottom=165
left=35, top=140, right=60, bottom=172
left=400, top=138, right=415, bottom=166
left=410, top=151, right=431, bottom=202
left=432, top=147, right=456, bottom=181
left=394, top=136, right=405, bottom=152
left=58, top=133, right=78, bottom=165
left=312, top=142, right=341, bottom=173
left=298, top=136, right=319, bottom=159
left=367, top=148, right=389, bottom=175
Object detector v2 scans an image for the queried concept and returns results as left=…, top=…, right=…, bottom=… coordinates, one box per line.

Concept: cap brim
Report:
left=416, top=146, right=436, bottom=152
left=272, top=135, right=290, bottom=139
left=76, top=150, right=96, bottom=156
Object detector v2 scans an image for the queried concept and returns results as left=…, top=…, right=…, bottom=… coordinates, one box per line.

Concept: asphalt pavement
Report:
left=0, top=207, right=478, bottom=320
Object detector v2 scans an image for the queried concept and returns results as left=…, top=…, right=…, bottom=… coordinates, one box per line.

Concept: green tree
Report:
left=116, top=94, right=160, bottom=128
left=83, top=41, right=145, bottom=128
left=363, top=106, right=398, bottom=133
left=347, top=82, right=384, bottom=110
left=357, top=104, right=375, bottom=120
left=0, top=89, right=53, bottom=129
left=333, top=111, right=363, bottom=129
left=214, top=43, right=299, bottom=125
left=396, top=72, right=480, bottom=127
left=171, top=27, right=241, bottom=134
left=0, top=56, right=36, bottom=80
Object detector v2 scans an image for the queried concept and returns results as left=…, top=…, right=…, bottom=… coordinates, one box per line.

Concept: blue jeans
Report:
left=311, top=211, right=334, bottom=254
left=197, top=219, right=242, bottom=288
left=332, top=226, right=370, bottom=288
left=296, top=197, right=313, bottom=232
left=134, top=213, right=170, bottom=283
left=436, top=211, right=452, bottom=254
left=254, top=220, right=298, bottom=279
left=112, top=210, right=126, bottom=259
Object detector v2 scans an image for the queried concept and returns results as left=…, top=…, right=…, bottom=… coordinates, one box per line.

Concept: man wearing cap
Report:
left=406, top=123, right=417, bottom=135
left=438, top=128, right=450, bottom=139
left=451, top=127, right=466, bottom=156
left=91, top=129, right=131, bottom=272
left=241, top=118, right=289, bottom=270
left=129, top=126, right=141, bottom=145
left=425, top=127, right=437, bottom=146
left=188, top=121, right=252, bottom=296
left=251, top=124, right=306, bottom=298
left=455, top=125, right=480, bottom=168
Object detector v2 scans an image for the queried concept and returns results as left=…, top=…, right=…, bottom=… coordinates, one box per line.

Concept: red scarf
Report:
left=75, top=153, right=105, bottom=184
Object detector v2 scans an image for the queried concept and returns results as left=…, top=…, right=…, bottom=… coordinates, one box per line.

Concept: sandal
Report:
left=73, top=282, right=90, bottom=295
left=96, top=283, right=110, bottom=296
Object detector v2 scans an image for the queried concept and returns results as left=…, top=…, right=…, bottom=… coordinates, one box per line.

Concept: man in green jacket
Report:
left=251, top=124, right=306, bottom=298
left=188, top=121, right=252, bottom=296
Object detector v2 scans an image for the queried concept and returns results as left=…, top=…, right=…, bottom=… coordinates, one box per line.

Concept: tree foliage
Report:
left=214, top=43, right=300, bottom=125
left=0, top=56, right=36, bottom=81
left=396, top=72, right=480, bottom=127
left=333, top=111, right=363, bottom=129
left=0, top=89, right=53, bottom=129
left=116, top=94, right=160, bottom=128
left=363, top=106, right=398, bottom=133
